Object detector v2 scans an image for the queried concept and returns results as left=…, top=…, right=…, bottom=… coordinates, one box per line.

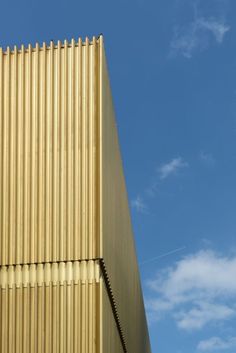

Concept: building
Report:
left=0, top=36, right=152, bottom=353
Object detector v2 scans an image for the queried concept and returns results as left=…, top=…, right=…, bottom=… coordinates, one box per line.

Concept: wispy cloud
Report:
left=158, top=157, right=188, bottom=180
left=131, top=196, right=148, bottom=214
left=198, top=18, right=230, bottom=43
left=170, top=17, right=230, bottom=58
left=146, top=250, right=236, bottom=330
left=197, top=336, right=236, bottom=351
left=199, top=151, right=215, bottom=166
left=132, top=157, right=188, bottom=213
left=145, top=179, right=159, bottom=198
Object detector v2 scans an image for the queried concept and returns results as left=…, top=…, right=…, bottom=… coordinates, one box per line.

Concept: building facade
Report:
left=0, top=36, right=152, bottom=353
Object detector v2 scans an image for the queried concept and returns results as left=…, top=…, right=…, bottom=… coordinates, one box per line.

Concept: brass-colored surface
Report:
left=0, top=37, right=152, bottom=353
left=102, top=281, right=124, bottom=353
left=0, top=38, right=99, bottom=265
left=0, top=260, right=100, bottom=353
left=100, top=43, right=152, bottom=353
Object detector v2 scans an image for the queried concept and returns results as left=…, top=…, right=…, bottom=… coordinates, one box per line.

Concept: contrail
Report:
left=140, top=246, right=186, bottom=265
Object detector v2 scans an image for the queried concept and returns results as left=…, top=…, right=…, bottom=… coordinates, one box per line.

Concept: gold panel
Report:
left=0, top=38, right=100, bottom=265
left=100, top=46, right=152, bottom=353
left=0, top=260, right=100, bottom=353
left=101, top=282, right=124, bottom=353
left=0, top=37, right=152, bottom=352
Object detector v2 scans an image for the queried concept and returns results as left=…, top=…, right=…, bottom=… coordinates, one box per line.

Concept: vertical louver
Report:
left=0, top=36, right=152, bottom=353
left=0, top=39, right=99, bottom=265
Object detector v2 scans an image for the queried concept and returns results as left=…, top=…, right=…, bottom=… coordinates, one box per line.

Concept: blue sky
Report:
left=1, top=0, right=236, bottom=352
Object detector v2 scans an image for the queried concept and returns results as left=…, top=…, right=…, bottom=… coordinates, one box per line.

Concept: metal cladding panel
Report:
left=102, top=282, right=124, bottom=353
left=0, top=39, right=100, bottom=265
left=0, top=36, right=152, bottom=353
left=100, top=45, right=152, bottom=353
left=0, top=260, right=100, bottom=353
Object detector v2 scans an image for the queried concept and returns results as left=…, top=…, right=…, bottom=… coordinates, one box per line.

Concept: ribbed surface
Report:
left=100, top=48, right=152, bottom=353
left=102, top=283, right=124, bottom=353
left=0, top=35, right=152, bottom=353
left=0, top=38, right=100, bottom=265
left=0, top=260, right=100, bottom=353
left=0, top=260, right=101, bottom=288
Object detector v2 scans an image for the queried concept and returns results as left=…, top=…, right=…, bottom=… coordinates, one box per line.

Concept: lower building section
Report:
left=101, top=283, right=124, bottom=353
left=0, top=260, right=125, bottom=353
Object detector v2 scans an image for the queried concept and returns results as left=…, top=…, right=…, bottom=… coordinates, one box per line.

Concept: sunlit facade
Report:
left=0, top=36, right=151, bottom=353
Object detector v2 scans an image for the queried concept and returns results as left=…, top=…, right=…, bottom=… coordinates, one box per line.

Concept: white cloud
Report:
left=132, top=157, right=187, bottom=213
left=134, top=157, right=188, bottom=209
left=145, top=180, right=158, bottom=198
left=131, top=196, right=148, bottom=214
left=158, top=157, right=188, bottom=179
left=198, top=18, right=230, bottom=43
left=176, top=302, right=234, bottom=331
left=170, top=17, right=230, bottom=58
left=198, top=336, right=236, bottom=351
left=146, top=250, right=236, bottom=330
left=199, top=151, right=215, bottom=166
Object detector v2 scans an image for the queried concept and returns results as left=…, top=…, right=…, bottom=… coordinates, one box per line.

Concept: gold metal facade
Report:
left=0, top=39, right=99, bottom=265
left=0, top=261, right=100, bottom=353
left=0, top=37, right=151, bottom=353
